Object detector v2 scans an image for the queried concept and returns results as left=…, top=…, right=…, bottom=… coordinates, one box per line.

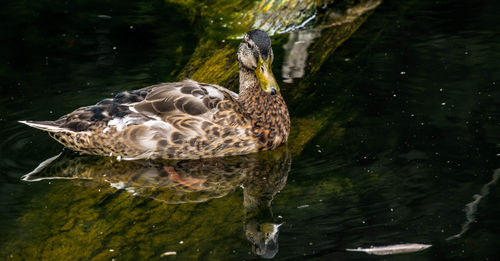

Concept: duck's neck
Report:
left=238, top=67, right=290, bottom=150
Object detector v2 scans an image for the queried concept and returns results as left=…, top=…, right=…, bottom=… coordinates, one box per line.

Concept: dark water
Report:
left=1, top=0, right=499, bottom=260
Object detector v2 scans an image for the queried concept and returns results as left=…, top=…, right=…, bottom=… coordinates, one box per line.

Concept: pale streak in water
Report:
left=277, top=12, right=317, bottom=34
left=346, top=243, right=432, bottom=255
left=447, top=168, right=500, bottom=240
left=21, top=153, right=79, bottom=182
left=231, top=12, right=317, bottom=39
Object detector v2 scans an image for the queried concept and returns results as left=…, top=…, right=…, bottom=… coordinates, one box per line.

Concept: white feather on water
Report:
left=346, top=243, right=431, bottom=255
left=160, top=251, right=176, bottom=257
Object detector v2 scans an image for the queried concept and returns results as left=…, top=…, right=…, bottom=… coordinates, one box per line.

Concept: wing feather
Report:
left=22, top=79, right=252, bottom=159
left=133, top=80, right=235, bottom=119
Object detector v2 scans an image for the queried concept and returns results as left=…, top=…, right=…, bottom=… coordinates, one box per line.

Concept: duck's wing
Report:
left=20, top=85, right=151, bottom=133
left=118, top=80, right=254, bottom=159
left=21, top=80, right=240, bottom=133
left=21, top=80, right=253, bottom=159
left=133, top=80, right=240, bottom=122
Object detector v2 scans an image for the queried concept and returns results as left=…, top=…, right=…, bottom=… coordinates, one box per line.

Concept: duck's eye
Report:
left=247, top=42, right=252, bottom=48
left=260, top=65, right=265, bottom=72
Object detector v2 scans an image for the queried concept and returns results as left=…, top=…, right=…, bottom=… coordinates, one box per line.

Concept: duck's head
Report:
left=245, top=221, right=281, bottom=259
left=238, top=29, right=279, bottom=95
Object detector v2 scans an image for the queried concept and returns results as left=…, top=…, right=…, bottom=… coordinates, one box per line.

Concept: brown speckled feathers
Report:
left=20, top=30, right=290, bottom=160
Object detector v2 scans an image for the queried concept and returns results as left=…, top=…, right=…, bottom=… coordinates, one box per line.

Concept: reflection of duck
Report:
left=243, top=156, right=289, bottom=259
left=23, top=147, right=290, bottom=258
left=20, top=29, right=289, bottom=160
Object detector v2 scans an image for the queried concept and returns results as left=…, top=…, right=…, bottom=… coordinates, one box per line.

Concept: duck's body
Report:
left=21, top=30, right=290, bottom=160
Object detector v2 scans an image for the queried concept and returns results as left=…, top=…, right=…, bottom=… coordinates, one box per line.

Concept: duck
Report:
left=20, top=29, right=290, bottom=160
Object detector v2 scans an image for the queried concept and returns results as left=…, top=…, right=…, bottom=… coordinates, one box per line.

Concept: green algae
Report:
left=3, top=148, right=290, bottom=260
left=178, top=40, right=240, bottom=88
left=0, top=1, right=383, bottom=259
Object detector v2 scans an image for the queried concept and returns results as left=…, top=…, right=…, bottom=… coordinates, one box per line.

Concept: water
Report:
left=1, top=0, right=499, bottom=260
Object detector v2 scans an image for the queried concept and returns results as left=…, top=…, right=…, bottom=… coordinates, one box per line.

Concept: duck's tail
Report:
left=19, top=120, right=66, bottom=132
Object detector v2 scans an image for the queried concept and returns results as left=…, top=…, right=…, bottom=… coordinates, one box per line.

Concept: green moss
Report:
left=179, top=40, right=240, bottom=89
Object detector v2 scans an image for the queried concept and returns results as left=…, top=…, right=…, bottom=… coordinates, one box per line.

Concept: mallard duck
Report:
left=20, top=29, right=290, bottom=160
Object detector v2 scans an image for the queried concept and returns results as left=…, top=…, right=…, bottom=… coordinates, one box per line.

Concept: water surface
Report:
left=1, top=0, right=499, bottom=260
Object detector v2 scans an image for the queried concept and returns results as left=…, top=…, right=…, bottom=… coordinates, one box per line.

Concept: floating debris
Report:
left=97, top=15, right=112, bottom=19
left=160, top=251, right=177, bottom=257
left=346, top=243, right=431, bottom=255
left=297, top=204, right=309, bottom=209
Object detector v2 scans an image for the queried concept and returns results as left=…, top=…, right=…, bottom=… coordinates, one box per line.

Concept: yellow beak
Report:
left=255, top=56, right=279, bottom=95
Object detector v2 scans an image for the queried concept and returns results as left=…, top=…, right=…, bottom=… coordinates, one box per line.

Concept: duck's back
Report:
left=22, top=80, right=259, bottom=159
